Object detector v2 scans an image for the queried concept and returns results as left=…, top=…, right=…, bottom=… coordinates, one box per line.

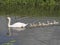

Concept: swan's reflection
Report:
left=12, top=27, right=26, bottom=31
left=7, top=27, right=26, bottom=36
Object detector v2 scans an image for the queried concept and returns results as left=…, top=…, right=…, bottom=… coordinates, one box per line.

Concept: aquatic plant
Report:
left=0, top=0, right=60, bottom=17
left=2, top=40, right=16, bottom=45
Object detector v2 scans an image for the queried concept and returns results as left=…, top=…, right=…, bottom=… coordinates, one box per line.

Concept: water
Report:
left=0, top=16, right=60, bottom=45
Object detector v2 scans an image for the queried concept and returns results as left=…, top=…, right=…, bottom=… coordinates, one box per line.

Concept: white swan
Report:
left=47, top=21, right=54, bottom=25
left=38, top=22, right=42, bottom=26
left=47, top=21, right=50, bottom=25
left=53, top=20, right=59, bottom=24
left=42, top=23, right=48, bottom=26
left=30, top=23, right=33, bottom=27
left=7, top=17, right=28, bottom=28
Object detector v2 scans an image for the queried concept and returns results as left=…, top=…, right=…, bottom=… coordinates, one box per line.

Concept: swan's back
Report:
left=11, top=22, right=28, bottom=27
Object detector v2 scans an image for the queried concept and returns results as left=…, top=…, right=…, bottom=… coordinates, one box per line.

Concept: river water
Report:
left=0, top=16, right=60, bottom=45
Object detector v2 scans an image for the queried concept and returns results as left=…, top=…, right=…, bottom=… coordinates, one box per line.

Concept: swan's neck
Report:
left=47, top=21, right=50, bottom=24
left=8, top=18, right=11, bottom=27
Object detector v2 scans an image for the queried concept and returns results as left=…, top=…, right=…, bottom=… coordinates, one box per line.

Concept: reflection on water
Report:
left=8, top=27, right=26, bottom=36
left=12, top=27, right=26, bottom=31
left=0, top=17, right=60, bottom=45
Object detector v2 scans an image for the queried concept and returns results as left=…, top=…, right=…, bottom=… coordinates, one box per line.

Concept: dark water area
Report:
left=0, top=16, right=60, bottom=45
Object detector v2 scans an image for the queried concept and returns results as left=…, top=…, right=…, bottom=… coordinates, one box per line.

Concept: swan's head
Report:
left=7, top=17, right=11, bottom=20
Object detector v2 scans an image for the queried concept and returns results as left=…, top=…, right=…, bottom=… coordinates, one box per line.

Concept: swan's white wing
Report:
left=11, top=22, right=28, bottom=27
